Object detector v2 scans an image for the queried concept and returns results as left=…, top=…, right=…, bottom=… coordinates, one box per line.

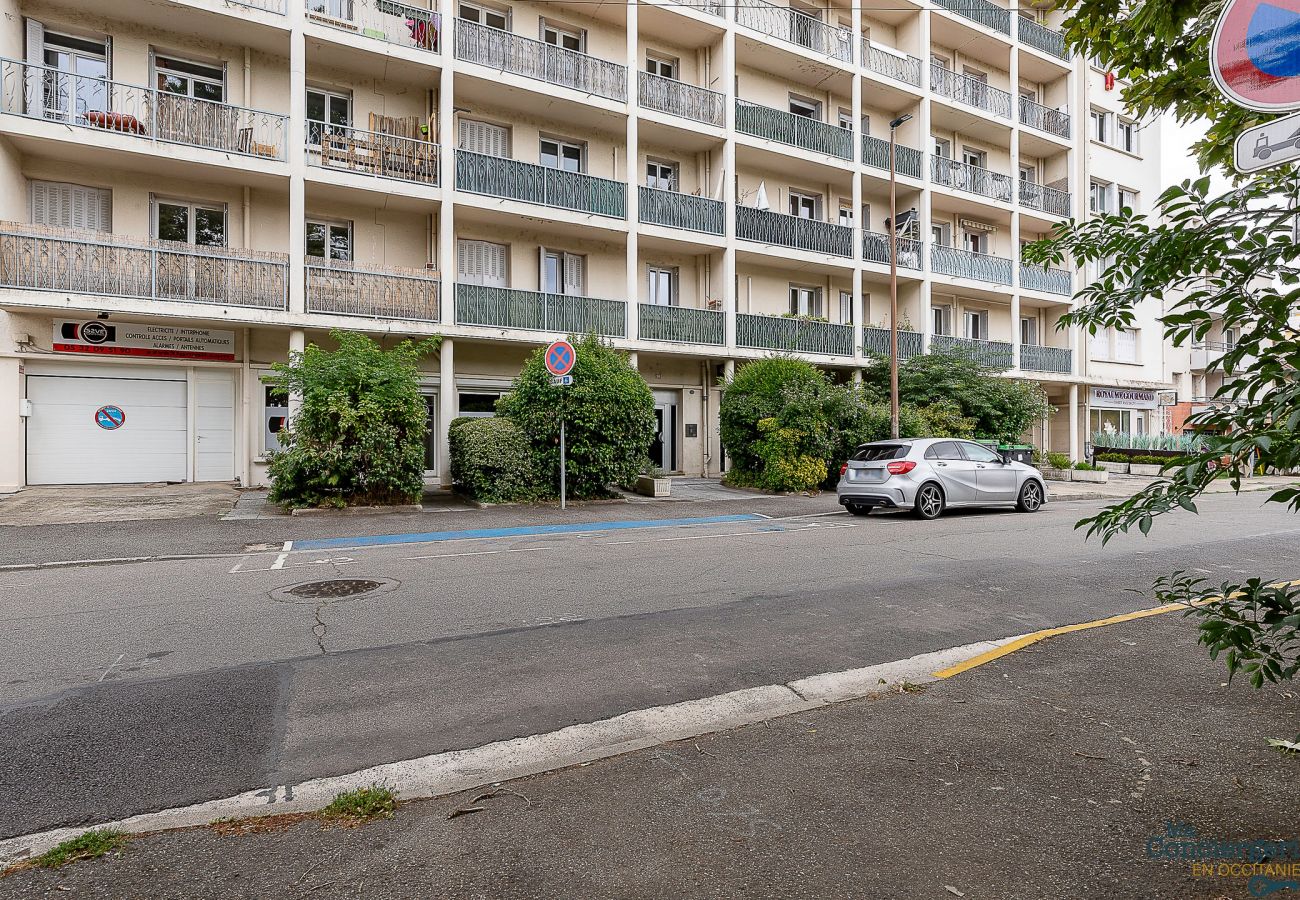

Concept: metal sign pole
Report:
left=560, top=415, right=567, bottom=511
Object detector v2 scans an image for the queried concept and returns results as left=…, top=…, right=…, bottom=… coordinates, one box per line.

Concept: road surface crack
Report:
left=312, top=604, right=327, bottom=654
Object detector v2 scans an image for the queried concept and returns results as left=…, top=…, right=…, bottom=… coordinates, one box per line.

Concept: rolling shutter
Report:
left=457, top=119, right=509, bottom=157
left=30, top=180, right=112, bottom=231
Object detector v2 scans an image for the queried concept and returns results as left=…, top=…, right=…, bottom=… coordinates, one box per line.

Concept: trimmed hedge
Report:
left=449, top=416, right=544, bottom=504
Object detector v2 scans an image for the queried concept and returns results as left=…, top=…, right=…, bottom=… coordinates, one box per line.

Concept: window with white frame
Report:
left=647, top=265, right=677, bottom=306
left=306, top=87, right=351, bottom=144
left=1020, top=316, right=1038, bottom=346
left=1089, top=179, right=1112, bottom=214
left=789, top=189, right=820, bottom=220
left=837, top=108, right=853, bottom=130
left=838, top=203, right=853, bottom=227
left=459, top=1, right=508, bottom=29
left=540, top=136, right=584, bottom=172
left=1115, top=327, right=1138, bottom=362
left=458, top=118, right=510, bottom=157
left=541, top=19, right=584, bottom=51
left=542, top=249, right=585, bottom=296
left=457, top=239, right=509, bottom=287
left=1117, top=187, right=1139, bottom=212
left=646, top=159, right=678, bottom=191
left=1117, top=118, right=1138, bottom=153
left=840, top=290, right=853, bottom=324
left=155, top=197, right=227, bottom=246
left=305, top=218, right=352, bottom=260
left=458, top=392, right=502, bottom=418
left=931, top=221, right=952, bottom=246
left=1090, top=108, right=1111, bottom=143
left=788, top=94, right=821, bottom=120
left=646, top=52, right=677, bottom=79
left=789, top=284, right=822, bottom=317
left=1089, top=327, right=1110, bottom=359
left=932, top=136, right=952, bottom=158
left=963, top=308, right=989, bottom=340
left=154, top=55, right=225, bottom=103
left=932, top=303, right=953, bottom=336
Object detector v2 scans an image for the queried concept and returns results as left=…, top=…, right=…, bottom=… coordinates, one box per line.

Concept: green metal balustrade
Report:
left=735, top=100, right=853, bottom=159
left=862, top=134, right=923, bottom=178
left=638, top=304, right=725, bottom=345
left=1019, top=344, right=1073, bottom=374
left=736, top=312, right=854, bottom=356
left=456, top=150, right=626, bottom=218
left=456, top=283, right=626, bottom=337
left=862, top=326, right=923, bottom=360
left=638, top=186, right=725, bottom=235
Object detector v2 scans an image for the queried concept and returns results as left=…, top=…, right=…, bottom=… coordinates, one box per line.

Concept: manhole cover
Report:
left=271, top=577, right=399, bottom=605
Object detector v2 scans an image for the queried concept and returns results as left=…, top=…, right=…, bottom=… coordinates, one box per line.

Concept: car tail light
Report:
left=886, top=460, right=917, bottom=475
left=839, top=462, right=848, bottom=476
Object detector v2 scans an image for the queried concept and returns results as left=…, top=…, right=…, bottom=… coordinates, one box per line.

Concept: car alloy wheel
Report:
left=914, top=485, right=943, bottom=520
left=1018, top=481, right=1043, bottom=512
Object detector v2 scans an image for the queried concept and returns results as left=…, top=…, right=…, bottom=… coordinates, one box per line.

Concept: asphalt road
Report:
left=2, top=494, right=1298, bottom=841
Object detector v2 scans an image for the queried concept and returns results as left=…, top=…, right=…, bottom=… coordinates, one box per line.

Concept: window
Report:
left=646, top=53, right=677, bottom=79
left=1117, top=187, right=1139, bottom=212
left=1117, top=118, right=1138, bottom=153
left=263, top=384, right=289, bottom=455
left=789, top=190, right=819, bottom=220
left=647, top=266, right=677, bottom=306
left=1115, top=327, right=1138, bottom=362
left=963, top=309, right=989, bottom=340
left=788, top=94, right=821, bottom=120
left=154, top=55, right=224, bottom=102
left=542, top=249, right=585, bottom=295
left=541, top=20, right=584, bottom=52
left=962, top=146, right=986, bottom=169
left=1090, top=408, right=1132, bottom=435
left=305, top=219, right=352, bottom=260
left=933, top=136, right=952, bottom=158
left=459, top=1, right=508, bottom=29
left=837, top=108, right=854, bottom=130
left=306, top=87, right=351, bottom=143
left=924, top=441, right=965, bottom=461
left=29, top=180, right=111, bottom=231
left=458, top=393, right=501, bottom=419
left=1090, top=108, right=1111, bottom=143
left=861, top=114, right=871, bottom=136
left=1020, top=316, right=1038, bottom=346
left=932, top=303, right=953, bottom=335
left=1223, top=327, right=1237, bottom=347
left=960, top=442, right=1003, bottom=464
left=931, top=222, right=952, bottom=246
left=37, top=28, right=110, bottom=122
left=963, top=230, right=986, bottom=254
left=1089, top=327, right=1111, bottom=359
left=457, top=239, right=509, bottom=287
left=155, top=198, right=227, bottom=246
left=646, top=159, right=678, bottom=191
left=1089, top=180, right=1112, bottom=214
left=308, top=0, right=352, bottom=18
left=540, top=137, right=584, bottom=172
left=1019, top=163, right=1037, bottom=184
left=458, top=119, right=509, bottom=157
left=789, top=284, right=822, bottom=317
left=840, top=290, right=853, bottom=324
left=1019, top=85, right=1038, bottom=103
left=837, top=203, right=853, bottom=227
left=854, top=444, right=908, bottom=461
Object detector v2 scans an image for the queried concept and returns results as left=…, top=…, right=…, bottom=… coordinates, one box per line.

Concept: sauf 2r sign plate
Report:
left=1234, top=109, right=1300, bottom=171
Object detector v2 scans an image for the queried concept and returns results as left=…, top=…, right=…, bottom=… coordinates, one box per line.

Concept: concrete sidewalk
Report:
left=3, top=614, right=1295, bottom=899
left=1048, top=473, right=1295, bottom=502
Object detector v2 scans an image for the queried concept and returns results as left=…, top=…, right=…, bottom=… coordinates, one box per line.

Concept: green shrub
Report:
left=268, top=331, right=439, bottom=508
left=1074, top=460, right=1104, bottom=471
left=1046, top=452, right=1072, bottom=470
left=720, top=357, right=831, bottom=476
left=1130, top=455, right=1171, bottom=467
left=1096, top=452, right=1129, bottom=463
left=751, top=417, right=828, bottom=492
left=449, top=416, right=544, bottom=504
left=496, top=335, right=655, bottom=500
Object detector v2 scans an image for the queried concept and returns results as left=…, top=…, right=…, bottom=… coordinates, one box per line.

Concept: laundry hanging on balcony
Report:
left=754, top=180, right=770, bottom=211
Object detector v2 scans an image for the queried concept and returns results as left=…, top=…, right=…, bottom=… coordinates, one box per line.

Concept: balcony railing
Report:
left=638, top=304, right=725, bottom=345
left=933, top=0, right=1011, bottom=35
left=665, top=0, right=724, bottom=15
left=862, top=326, right=924, bottom=359
left=1020, top=263, right=1072, bottom=295
left=930, top=334, right=1014, bottom=368
left=235, top=0, right=287, bottom=12
left=306, top=258, right=439, bottom=321
left=862, top=232, right=923, bottom=270
left=0, top=59, right=287, bottom=160
left=456, top=150, right=626, bottom=218
left=0, top=223, right=288, bottom=309
left=1018, top=181, right=1072, bottom=217
left=306, top=121, right=438, bottom=185
left=306, top=0, right=439, bottom=52
left=1018, top=96, right=1071, bottom=138
left=929, top=63, right=1012, bottom=118
left=638, top=186, right=725, bottom=235
left=456, top=283, right=626, bottom=337
left=735, top=101, right=854, bottom=159
left=1017, top=17, right=1069, bottom=60
left=736, top=207, right=853, bottom=257
left=737, top=312, right=854, bottom=356
left=930, top=244, right=1013, bottom=284
left=454, top=19, right=627, bottom=101
left=736, top=0, right=854, bottom=63
left=931, top=157, right=1013, bottom=202
left=862, top=134, right=924, bottom=178
left=1020, top=344, right=1073, bottom=374
left=863, top=41, right=923, bottom=86
left=638, top=72, right=725, bottom=127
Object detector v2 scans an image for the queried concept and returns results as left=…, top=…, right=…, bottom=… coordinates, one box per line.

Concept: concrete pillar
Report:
left=627, top=350, right=639, bottom=369
left=917, top=8, right=934, bottom=352
left=1068, top=382, right=1079, bottom=462
left=287, top=1, right=306, bottom=316
left=0, top=356, right=22, bottom=493
left=287, top=329, right=306, bottom=421
left=439, top=336, right=455, bottom=487
left=721, top=26, right=737, bottom=354
left=850, top=2, right=864, bottom=359
left=1009, top=43, right=1021, bottom=373
left=723, top=359, right=735, bottom=382
left=438, top=5, right=456, bottom=325
left=625, top=0, right=640, bottom=344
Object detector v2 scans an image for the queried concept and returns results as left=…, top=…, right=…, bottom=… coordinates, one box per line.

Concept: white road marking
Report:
left=228, top=556, right=249, bottom=574
left=270, top=552, right=289, bottom=570
left=404, top=547, right=553, bottom=562
left=96, top=654, right=125, bottom=684
left=595, top=522, right=858, bottom=547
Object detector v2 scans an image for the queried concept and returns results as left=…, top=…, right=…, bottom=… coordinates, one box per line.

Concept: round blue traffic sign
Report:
left=95, top=405, right=126, bottom=430
left=545, top=340, right=576, bottom=377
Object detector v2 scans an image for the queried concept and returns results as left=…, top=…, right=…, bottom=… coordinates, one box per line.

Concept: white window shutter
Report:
left=97, top=189, right=113, bottom=231
left=484, top=241, right=507, bottom=286
left=562, top=252, right=584, bottom=296
left=458, top=120, right=508, bottom=157
left=25, top=18, right=44, bottom=116
left=456, top=238, right=481, bottom=285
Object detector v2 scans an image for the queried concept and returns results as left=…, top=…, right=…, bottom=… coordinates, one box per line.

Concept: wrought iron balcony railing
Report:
left=638, top=304, right=725, bottom=345
left=862, top=326, right=924, bottom=360
left=932, top=0, right=1011, bottom=35
left=1018, top=181, right=1072, bottom=217
left=0, top=59, right=287, bottom=160
left=306, top=120, right=438, bottom=185
left=736, top=207, right=853, bottom=257
left=1018, top=95, right=1071, bottom=138
left=929, top=63, right=1012, bottom=118
left=736, top=0, right=854, bottom=63
left=862, top=134, right=924, bottom=178
left=737, top=312, right=854, bottom=356
left=862, top=41, right=923, bottom=86
left=305, top=258, right=439, bottom=321
left=638, top=72, right=725, bottom=127
left=306, top=0, right=439, bottom=52
left=456, top=150, right=626, bottom=218
left=454, top=19, right=627, bottom=101
left=735, top=100, right=854, bottom=159
left=931, top=157, right=1013, bottom=202
left=1020, top=262, right=1072, bottom=295
left=0, top=223, right=288, bottom=309
left=638, top=186, right=725, bottom=235
left=236, top=0, right=287, bottom=11
left=862, top=232, right=923, bottom=269
left=930, top=244, right=1014, bottom=284
left=930, top=334, right=1014, bottom=368
left=1017, top=17, right=1069, bottom=60
left=664, top=0, right=723, bottom=15
left=456, top=283, right=626, bottom=337
left=1020, top=344, right=1073, bottom=373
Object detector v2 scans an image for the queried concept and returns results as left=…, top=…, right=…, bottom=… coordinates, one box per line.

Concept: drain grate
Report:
left=285, top=579, right=385, bottom=600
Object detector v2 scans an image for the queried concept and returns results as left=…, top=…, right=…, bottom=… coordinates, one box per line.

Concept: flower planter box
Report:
left=635, top=474, right=671, bottom=497
left=1098, top=461, right=1129, bottom=474
left=1129, top=463, right=1164, bottom=476
left=1041, top=467, right=1072, bottom=482
left=1071, top=469, right=1109, bottom=484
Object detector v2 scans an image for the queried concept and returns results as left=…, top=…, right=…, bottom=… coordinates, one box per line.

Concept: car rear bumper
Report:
left=837, top=484, right=914, bottom=510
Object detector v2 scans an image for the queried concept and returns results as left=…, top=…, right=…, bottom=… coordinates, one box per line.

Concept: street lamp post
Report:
left=888, top=113, right=912, bottom=440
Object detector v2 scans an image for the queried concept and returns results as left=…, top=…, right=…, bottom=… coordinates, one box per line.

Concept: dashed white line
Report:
left=96, top=654, right=125, bottom=684
left=404, top=547, right=553, bottom=562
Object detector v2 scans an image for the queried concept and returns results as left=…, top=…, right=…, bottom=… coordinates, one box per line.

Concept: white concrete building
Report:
left=0, top=0, right=1171, bottom=491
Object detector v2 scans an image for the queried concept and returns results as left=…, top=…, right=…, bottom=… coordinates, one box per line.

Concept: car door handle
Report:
left=976, top=464, right=986, bottom=469
left=935, top=462, right=947, bottom=467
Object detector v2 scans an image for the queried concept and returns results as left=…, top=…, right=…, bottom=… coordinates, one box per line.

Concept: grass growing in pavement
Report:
left=320, top=785, right=397, bottom=824
left=34, top=829, right=128, bottom=868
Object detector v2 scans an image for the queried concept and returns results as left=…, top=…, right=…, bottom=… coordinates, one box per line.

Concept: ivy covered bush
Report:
left=449, top=416, right=544, bottom=504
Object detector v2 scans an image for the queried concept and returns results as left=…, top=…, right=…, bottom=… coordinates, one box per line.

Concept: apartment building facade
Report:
left=0, top=0, right=1169, bottom=491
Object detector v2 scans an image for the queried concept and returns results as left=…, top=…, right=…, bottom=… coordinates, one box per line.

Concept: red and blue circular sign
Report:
left=1213, top=0, right=1300, bottom=111
left=95, top=405, right=126, bottom=430
left=544, top=340, right=576, bottom=377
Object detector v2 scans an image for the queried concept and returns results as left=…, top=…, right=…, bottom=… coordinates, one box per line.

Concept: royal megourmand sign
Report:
left=1090, top=387, right=1159, bottom=409
left=53, top=320, right=236, bottom=362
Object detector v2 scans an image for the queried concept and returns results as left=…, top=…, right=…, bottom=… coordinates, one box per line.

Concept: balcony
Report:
left=239, top=0, right=287, bottom=10
left=638, top=304, right=725, bottom=345
left=306, top=121, right=438, bottom=185
left=638, top=186, right=725, bottom=235
left=737, top=312, right=854, bottom=356
left=931, top=157, right=1013, bottom=202
left=305, top=258, right=439, bottom=322
left=930, top=334, right=1014, bottom=368
left=862, top=326, right=924, bottom=359
left=0, top=59, right=287, bottom=160
left=929, top=64, right=1012, bottom=118
left=736, top=207, right=853, bottom=257
left=1020, top=262, right=1072, bottom=295
left=664, top=0, right=723, bottom=16
left=454, top=19, right=627, bottom=101
left=456, top=283, right=626, bottom=337
left=1017, top=17, right=1069, bottom=60
left=862, top=232, right=923, bottom=270
left=930, top=244, right=1013, bottom=284
left=933, top=0, right=1011, bottom=35
left=863, top=41, right=923, bottom=86
left=862, top=134, right=924, bottom=178
left=0, top=223, right=288, bottom=310
left=736, top=101, right=853, bottom=159
left=638, top=72, right=725, bottom=127
left=1018, top=181, right=1071, bottom=217
left=1189, top=341, right=1253, bottom=372
left=456, top=151, right=626, bottom=218
left=1020, top=344, right=1073, bottom=374
left=735, top=0, right=854, bottom=63
left=1018, top=96, right=1071, bottom=138
left=305, top=0, right=439, bottom=52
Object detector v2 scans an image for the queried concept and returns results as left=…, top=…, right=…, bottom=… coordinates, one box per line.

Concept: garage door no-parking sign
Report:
left=95, top=405, right=126, bottom=430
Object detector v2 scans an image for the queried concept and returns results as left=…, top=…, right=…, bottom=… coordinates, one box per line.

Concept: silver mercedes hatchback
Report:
left=837, top=438, right=1047, bottom=520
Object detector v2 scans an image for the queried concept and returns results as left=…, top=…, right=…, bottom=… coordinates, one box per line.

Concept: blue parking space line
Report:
left=292, top=513, right=767, bottom=552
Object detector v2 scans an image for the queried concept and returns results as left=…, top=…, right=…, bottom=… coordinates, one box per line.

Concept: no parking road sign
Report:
left=1212, top=0, right=1300, bottom=112
left=545, top=339, right=576, bottom=377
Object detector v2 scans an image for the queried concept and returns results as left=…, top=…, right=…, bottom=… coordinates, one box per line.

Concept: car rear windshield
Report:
left=851, top=444, right=908, bottom=462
